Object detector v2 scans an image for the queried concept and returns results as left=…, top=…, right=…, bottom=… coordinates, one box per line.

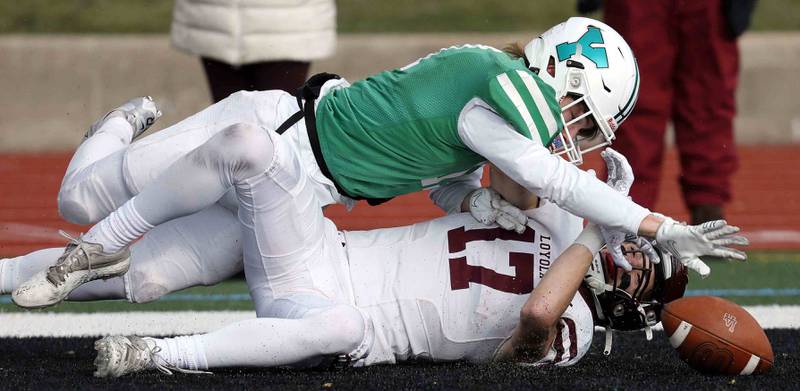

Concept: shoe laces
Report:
left=127, top=341, right=212, bottom=376
left=45, top=231, right=92, bottom=286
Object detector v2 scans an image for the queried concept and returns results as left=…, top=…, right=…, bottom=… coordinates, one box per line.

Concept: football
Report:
left=661, top=296, right=773, bottom=375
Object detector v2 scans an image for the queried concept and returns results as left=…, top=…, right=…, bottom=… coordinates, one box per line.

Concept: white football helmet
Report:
left=524, top=17, right=639, bottom=165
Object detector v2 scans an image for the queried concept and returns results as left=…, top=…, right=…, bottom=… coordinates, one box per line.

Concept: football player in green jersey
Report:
left=15, top=17, right=745, bottom=311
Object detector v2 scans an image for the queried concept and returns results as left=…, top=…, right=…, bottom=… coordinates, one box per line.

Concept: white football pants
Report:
left=124, top=121, right=351, bottom=314
left=0, top=204, right=242, bottom=302
left=106, top=114, right=373, bottom=365
left=58, top=90, right=306, bottom=224
left=49, top=90, right=332, bottom=304
left=45, top=89, right=373, bottom=364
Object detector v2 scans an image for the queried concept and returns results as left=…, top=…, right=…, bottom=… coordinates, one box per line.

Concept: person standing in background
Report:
left=171, top=0, right=336, bottom=102
left=579, top=0, right=757, bottom=224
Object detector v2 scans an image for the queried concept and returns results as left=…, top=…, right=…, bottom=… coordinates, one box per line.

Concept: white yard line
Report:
left=0, top=305, right=798, bottom=338
left=0, top=311, right=255, bottom=337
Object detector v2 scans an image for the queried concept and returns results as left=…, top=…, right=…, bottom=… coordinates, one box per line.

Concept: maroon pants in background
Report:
left=201, top=58, right=311, bottom=103
left=603, top=0, right=740, bottom=209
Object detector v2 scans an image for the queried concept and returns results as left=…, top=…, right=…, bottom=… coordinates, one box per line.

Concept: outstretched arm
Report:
left=459, top=106, right=747, bottom=277
left=494, top=224, right=603, bottom=363
left=459, top=105, right=650, bottom=234
left=598, top=148, right=748, bottom=277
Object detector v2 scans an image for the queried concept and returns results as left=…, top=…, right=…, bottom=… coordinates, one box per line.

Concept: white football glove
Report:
left=635, top=236, right=661, bottom=265
left=655, top=218, right=749, bottom=278
left=596, top=148, right=653, bottom=271
left=602, top=148, right=634, bottom=195
left=599, top=225, right=628, bottom=270
left=468, top=188, right=528, bottom=234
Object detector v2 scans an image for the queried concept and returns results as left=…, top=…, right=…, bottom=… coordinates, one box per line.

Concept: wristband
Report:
left=574, top=223, right=605, bottom=254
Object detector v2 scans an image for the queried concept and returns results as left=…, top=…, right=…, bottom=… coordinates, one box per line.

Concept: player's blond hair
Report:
left=503, top=42, right=526, bottom=59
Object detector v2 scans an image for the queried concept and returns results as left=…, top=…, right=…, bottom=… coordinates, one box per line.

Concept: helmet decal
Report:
left=555, top=26, right=609, bottom=68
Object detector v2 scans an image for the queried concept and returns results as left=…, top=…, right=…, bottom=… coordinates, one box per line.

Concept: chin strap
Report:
left=603, top=327, right=613, bottom=355
left=602, top=326, right=652, bottom=357
left=600, top=302, right=655, bottom=357
left=636, top=304, right=654, bottom=341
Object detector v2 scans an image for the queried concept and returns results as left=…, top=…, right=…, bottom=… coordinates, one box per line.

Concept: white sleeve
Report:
left=428, top=168, right=483, bottom=214
left=458, top=103, right=650, bottom=234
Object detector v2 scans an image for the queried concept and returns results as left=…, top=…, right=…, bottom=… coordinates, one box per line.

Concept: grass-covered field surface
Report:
left=1, top=251, right=796, bottom=313
left=1, top=0, right=798, bottom=34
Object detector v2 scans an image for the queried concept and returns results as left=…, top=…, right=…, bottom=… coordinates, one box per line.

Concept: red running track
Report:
left=1, top=146, right=798, bottom=257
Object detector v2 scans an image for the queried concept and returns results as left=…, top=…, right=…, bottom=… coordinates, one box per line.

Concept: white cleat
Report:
left=94, top=336, right=211, bottom=378
left=12, top=232, right=131, bottom=309
left=94, top=336, right=159, bottom=378
left=85, top=96, right=162, bottom=141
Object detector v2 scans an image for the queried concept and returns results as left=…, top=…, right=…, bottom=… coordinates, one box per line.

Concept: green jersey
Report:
left=315, top=45, right=564, bottom=200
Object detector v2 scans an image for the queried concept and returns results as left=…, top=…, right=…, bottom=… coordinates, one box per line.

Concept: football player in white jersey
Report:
left=13, top=17, right=745, bottom=311
left=80, top=149, right=737, bottom=377
left=0, top=151, right=745, bottom=376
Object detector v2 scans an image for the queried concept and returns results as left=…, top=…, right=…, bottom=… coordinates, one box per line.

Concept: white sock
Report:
left=84, top=198, right=154, bottom=253
left=0, top=248, right=64, bottom=294
left=148, top=336, right=209, bottom=370
left=0, top=258, right=15, bottom=295
left=184, top=305, right=365, bottom=369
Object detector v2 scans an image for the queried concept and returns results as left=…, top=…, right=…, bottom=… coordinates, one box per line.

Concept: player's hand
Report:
left=655, top=218, right=749, bottom=278
left=635, top=235, right=660, bottom=265
left=601, top=148, right=633, bottom=196
left=468, top=188, right=527, bottom=234
left=600, top=225, right=631, bottom=271
left=598, top=148, right=639, bottom=270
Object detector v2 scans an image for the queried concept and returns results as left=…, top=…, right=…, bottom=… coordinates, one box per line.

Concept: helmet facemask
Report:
left=547, top=54, right=618, bottom=166
left=586, top=239, right=659, bottom=331
left=584, top=236, right=688, bottom=355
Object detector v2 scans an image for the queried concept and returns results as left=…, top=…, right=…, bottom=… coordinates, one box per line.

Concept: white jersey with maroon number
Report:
left=342, top=200, right=593, bottom=366
left=530, top=294, right=594, bottom=366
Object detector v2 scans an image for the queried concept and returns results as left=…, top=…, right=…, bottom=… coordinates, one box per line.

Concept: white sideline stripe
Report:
left=652, top=305, right=800, bottom=332
left=0, top=311, right=255, bottom=337
left=740, top=354, right=761, bottom=375
left=648, top=305, right=800, bottom=332
left=668, top=321, right=692, bottom=348
left=0, top=305, right=799, bottom=338
left=736, top=305, right=800, bottom=329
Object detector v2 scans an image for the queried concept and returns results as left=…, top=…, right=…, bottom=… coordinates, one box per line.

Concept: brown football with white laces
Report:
left=661, top=296, right=773, bottom=375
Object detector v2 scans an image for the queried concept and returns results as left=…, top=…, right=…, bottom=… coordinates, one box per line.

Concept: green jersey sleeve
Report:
left=485, top=69, right=564, bottom=147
